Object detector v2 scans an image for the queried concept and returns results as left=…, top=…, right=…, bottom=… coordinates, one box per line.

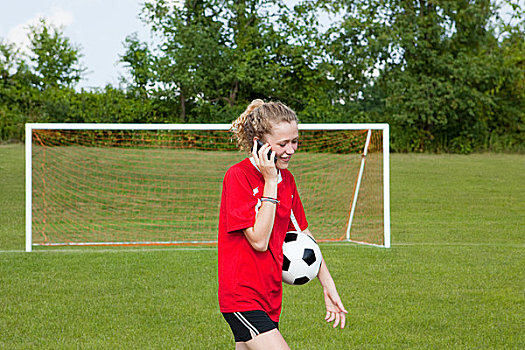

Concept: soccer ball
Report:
left=282, top=231, right=323, bottom=285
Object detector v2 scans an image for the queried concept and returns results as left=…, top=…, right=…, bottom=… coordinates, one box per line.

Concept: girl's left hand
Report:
left=323, top=286, right=348, bottom=329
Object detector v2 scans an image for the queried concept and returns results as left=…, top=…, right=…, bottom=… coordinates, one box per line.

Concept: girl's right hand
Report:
left=252, top=140, right=278, bottom=183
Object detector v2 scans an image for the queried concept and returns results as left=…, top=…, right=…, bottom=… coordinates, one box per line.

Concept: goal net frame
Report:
left=25, top=123, right=390, bottom=252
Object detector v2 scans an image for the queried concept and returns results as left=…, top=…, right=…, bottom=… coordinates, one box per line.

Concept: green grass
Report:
left=1, top=144, right=524, bottom=349
left=0, top=144, right=25, bottom=250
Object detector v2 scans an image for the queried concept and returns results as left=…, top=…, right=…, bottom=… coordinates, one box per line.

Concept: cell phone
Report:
left=256, top=139, right=277, bottom=163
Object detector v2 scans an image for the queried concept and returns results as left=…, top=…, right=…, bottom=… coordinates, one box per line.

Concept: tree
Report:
left=130, top=0, right=337, bottom=122
left=321, top=0, right=391, bottom=104
left=1, top=40, right=21, bottom=83
left=486, top=0, right=525, bottom=150
left=27, top=19, right=85, bottom=90
left=139, top=0, right=228, bottom=122
left=120, top=33, right=154, bottom=96
left=323, top=0, right=523, bottom=152
left=379, top=0, right=518, bottom=152
left=0, top=39, right=39, bottom=141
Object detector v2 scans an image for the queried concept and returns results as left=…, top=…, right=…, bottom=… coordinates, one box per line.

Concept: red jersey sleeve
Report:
left=223, top=166, right=259, bottom=234
left=287, top=177, right=308, bottom=232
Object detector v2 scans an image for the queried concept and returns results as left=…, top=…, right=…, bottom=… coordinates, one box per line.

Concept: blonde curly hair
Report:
left=230, top=99, right=298, bottom=152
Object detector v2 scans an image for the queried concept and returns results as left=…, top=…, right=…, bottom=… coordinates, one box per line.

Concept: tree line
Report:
left=1, top=0, right=523, bottom=153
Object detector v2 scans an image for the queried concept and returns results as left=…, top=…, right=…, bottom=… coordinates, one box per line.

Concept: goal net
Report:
left=25, top=123, right=390, bottom=251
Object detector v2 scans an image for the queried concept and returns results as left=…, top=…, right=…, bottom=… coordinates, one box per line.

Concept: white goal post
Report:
left=25, top=123, right=390, bottom=251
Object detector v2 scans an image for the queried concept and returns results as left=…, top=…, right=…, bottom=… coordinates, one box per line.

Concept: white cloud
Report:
left=148, top=0, right=184, bottom=9
left=6, top=6, right=75, bottom=54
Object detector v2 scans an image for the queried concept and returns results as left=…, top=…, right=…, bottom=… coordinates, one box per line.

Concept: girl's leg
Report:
left=240, top=329, right=290, bottom=350
left=235, top=342, right=249, bottom=350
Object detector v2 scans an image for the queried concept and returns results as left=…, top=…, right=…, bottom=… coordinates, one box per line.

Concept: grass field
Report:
left=1, top=144, right=524, bottom=349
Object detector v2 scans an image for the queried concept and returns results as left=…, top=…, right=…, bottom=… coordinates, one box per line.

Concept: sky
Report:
left=1, top=1, right=522, bottom=90
left=0, top=0, right=153, bottom=90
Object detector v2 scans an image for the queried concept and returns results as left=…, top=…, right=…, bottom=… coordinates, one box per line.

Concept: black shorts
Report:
left=222, top=310, right=279, bottom=342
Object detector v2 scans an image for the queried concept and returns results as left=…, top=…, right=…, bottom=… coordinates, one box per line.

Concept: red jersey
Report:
left=218, top=158, right=308, bottom=322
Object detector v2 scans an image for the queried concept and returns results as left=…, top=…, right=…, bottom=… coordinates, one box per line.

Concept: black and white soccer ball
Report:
left=282, top=231, right=323, bottom=285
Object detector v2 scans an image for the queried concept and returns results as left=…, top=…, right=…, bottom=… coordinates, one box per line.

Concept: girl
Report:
left=218, top=100, right=347, bottom=349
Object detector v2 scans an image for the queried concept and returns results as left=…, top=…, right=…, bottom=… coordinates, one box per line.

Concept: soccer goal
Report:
left=25, top=123, right=390, bottom=251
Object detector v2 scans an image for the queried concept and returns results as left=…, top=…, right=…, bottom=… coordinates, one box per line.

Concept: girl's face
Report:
left=264, top=120, right=299, bottom=170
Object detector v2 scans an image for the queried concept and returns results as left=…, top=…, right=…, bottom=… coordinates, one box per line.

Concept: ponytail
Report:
left=231, top=100, right=297, bottom=152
